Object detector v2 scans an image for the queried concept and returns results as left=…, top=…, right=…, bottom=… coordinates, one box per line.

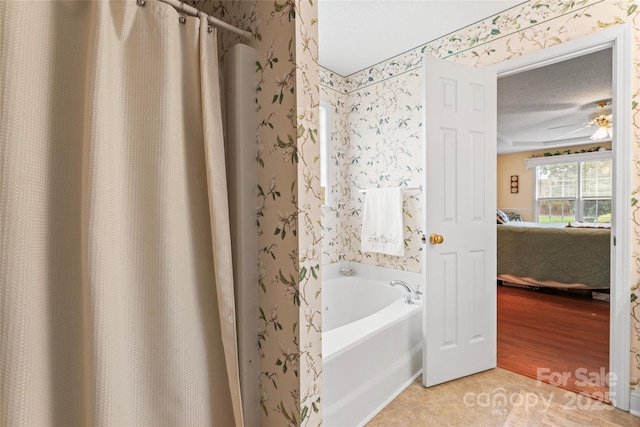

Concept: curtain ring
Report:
left=178, top=1, right=186, bottom=24
left=136, top=0, right=145, bottom=5
left=208, top=26, right=214, bottom=33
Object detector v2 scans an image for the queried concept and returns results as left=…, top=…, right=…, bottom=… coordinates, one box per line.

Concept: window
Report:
left=535, top=155, right=611, bottom=223
left=319, top=102, right=331, bottom=206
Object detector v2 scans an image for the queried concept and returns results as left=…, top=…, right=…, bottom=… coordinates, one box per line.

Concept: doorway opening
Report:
left=488, top=25, right=631, bottom=411
left=495, top=47, right=612, bottom=402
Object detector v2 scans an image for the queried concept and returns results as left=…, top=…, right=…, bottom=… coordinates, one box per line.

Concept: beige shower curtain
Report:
left=0, top=1, right=243, bottom=425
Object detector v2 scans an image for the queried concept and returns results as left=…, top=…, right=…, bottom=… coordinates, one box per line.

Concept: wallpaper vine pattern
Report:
left=196, top=0, right=640, bottom=421
left=294, top=0, right=322, bottom=425
left=321, top=0, right=640, bottom=395
left=320, top=80, right=349, bottom=265
left=320, top=71, right=424, bottom=272
left=199, top=0, right=321, bottom=425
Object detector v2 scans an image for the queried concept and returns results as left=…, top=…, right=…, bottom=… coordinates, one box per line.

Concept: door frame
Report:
left=487, top=24, right=632, bottom=411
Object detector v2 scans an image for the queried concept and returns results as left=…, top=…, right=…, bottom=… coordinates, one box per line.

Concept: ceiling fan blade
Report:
left=548, top=122, right=586, bottom=130
left=552, top=123, right=594, bottom=140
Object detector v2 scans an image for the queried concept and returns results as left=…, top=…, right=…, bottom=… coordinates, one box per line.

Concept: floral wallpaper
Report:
left=319, top=79, right=348, bottom=265
left=199, top=0, right=321, bottom=426
left=320, top=0, right=640, bottom=397
left=294, top=0, right=322, bottom=424
left=320, top=71, right=424, bottom=272
left=194, top=0, right=640, bottom=422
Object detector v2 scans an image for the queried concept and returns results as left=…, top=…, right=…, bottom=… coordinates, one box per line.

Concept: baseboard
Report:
left=630, top=390, right=640, bottom=417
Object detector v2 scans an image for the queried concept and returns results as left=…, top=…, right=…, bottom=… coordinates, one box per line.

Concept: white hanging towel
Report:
left=361, top=187, right=405, bottom=256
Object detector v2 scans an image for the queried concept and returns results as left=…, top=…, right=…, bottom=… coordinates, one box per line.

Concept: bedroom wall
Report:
left=497, top=143, right=612, bottom=222
left=321, top=0, right=640, bottom=399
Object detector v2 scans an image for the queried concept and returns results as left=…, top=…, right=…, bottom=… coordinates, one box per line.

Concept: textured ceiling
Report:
left=497, top=49, right=612, bottom=154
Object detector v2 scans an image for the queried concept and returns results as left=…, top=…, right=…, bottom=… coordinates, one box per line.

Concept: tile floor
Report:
left=366, top=368, right=640, bottom=427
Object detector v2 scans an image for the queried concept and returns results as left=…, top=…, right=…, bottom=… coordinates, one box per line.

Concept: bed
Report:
left=497, top=222, right=611, bottom=289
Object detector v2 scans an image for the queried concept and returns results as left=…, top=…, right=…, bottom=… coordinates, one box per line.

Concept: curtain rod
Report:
left=149, top=0, right=252, bottom=39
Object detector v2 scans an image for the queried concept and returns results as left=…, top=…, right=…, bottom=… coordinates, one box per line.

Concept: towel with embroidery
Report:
left=361, top=187, right=404, bottom=256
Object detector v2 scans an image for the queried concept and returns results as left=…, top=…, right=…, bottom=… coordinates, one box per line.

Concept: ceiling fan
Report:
left=550, top=100, right=613, bottom=141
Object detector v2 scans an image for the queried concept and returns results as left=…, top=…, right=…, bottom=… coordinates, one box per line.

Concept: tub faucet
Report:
left=390, top=280, right=416, bottom=304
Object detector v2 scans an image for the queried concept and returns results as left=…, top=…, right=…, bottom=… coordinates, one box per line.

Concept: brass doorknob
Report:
left=429, top=233, right=444, bottom=245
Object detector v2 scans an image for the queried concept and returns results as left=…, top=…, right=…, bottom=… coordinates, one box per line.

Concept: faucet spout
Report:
left=390, top=280, right=415, bottom=304
left=390, top=280, right=411, bottom=292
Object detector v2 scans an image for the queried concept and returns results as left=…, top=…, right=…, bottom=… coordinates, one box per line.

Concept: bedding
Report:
left=497, top=222, right=610, bottom=289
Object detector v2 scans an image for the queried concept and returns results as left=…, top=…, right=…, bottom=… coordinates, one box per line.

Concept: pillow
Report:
left=496, top=209, right=509, bottom=224
left=507, top=212, right=522, bottom=222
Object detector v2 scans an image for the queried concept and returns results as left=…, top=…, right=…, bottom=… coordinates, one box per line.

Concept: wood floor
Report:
left=497, top=284, right=610, bottom=402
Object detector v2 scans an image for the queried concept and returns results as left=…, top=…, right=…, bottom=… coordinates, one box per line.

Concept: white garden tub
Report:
left=322, top=263, right=423, bottom=427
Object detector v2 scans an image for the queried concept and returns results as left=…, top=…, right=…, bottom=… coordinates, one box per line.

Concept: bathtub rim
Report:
left=321, top=262, right=425, bottom=427
left=321, top=262, right=424, bottom=362
left=322, top=261, right=423, bottom=285
left=323, top=297, right=421, bottom=363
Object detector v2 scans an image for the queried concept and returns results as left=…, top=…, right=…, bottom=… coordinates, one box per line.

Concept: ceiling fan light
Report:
left=590, top=126, right=610, bottom=141
left=589, top=109, right=612, bottom=122
left=588, top=106, right=613, bottom=141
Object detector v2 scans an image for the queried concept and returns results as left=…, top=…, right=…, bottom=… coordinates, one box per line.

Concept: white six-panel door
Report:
left=423, top=56, right=497, bottom=387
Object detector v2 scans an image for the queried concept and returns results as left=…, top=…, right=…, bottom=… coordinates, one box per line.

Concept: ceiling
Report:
left=497, top=49, right=612, bottom=154
left=318, top=1, right=613, bottom=154
left=318, top=0, right=524, bottom=77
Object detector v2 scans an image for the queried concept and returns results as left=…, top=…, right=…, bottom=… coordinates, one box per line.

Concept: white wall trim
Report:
left=488, top=24, right=632, bottom=412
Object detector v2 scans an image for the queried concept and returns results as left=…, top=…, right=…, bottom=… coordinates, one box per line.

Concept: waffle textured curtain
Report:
left=0, top=1, right=243, bottom=425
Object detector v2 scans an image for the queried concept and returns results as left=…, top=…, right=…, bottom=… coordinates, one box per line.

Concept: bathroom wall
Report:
left=199, top=0, right=640, bottom=421
left=200, top=1, right=322, bottom=426
left=320, top=74, right=349, bottom=265
left=320, top=69, right=424, bottom=273
left=319, top=0, right=640, bottom=395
